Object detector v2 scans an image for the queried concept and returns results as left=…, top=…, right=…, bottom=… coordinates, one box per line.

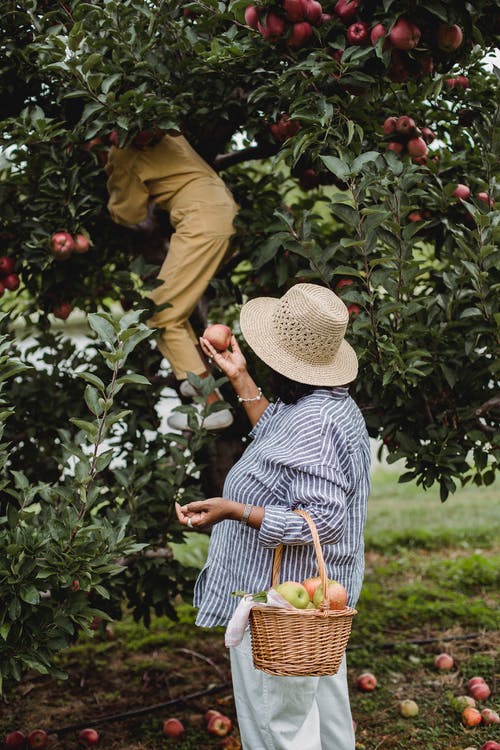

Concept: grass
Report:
left=0, top=472, right=498, bottom=750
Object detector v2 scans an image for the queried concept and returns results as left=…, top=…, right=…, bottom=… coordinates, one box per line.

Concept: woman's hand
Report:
left=199, top=334, right=247, bottom=382
left=175, top=498, right=240, bottom=531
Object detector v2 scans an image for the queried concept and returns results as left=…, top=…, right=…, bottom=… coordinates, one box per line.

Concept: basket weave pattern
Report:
left=249, top=509, right=356, bottom=676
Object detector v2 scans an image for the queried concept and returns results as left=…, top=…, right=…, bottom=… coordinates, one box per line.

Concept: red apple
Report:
left=301, top=575, right=322, bottom=600
left=356, top=672, right=377, bottom=691
left=318, top=13, right=332, bottom=25
left=370, top=23, right=387, bottom=46
left=288, top=21, right=312, bottom=47
left=437, top=23, right=463, bottom=51
left=283, top=0, right=307, bottom=22
left=382, top=116, right=398, bottom=135
left=335, top=278, right=354, bottom=291
left=205, top=709, right=223, bottom=724
left=347, top=303, right=360, bottom=316
left=258, top=11, right=285, bottom=40
left=0, top=282, right=5, bottom=298
left=477, top=192, right=495, bottom=208
left=5, top=731, right=26, bottom=749
left=434, top=653, right=454, bottom=670
left=203, top=323, right=232, bottom=352
left=453, top=184, right=471, bottom=201
left=346, top=21, right=370, bottom=46
left=454, top=695, right=476, bottom=710
left=481, top=709, right=499, bottom=725
left=162, top=718, right=184, bottom=739
left=482, top=742, right=500, bottom=750
left=421, top=127, right=435, bottom=144
left=462, top=706, right=482, bottom=727
left=78, top=728, right=100, bottom=746
left=333, top=0, right=359, bottom=24
left=70, top=578, right=80, bottom=592
left=73, top=233, right=91, bottom=253
left=387, top=141, right=404, bottom=154
left=470, top=681, right=491, bottom=701
left=27, top=730, right=48, bottom=749
left=244, top=5, right=260, bottom=28
left=399, top=699, right=419, bottom=717
left=107, top=130, right=119, bottom=146
left=3, top=273, right=20, bottom=291
left=220, top=738, right=242, bottom=750
left=50, top=231, right=75, bottom=260
left=389, top=17, right=421, bottom=50
left=407, top=211, right=423, bottom=222
left=395, top=115, right=416, bottom=136
left=299, top=168, right=320, bottom=190
left=312, top=579, right=348, bottom=609
left=269, top=114, right=301, bottom=141
left=53, top=302, right=72, bottom=321
left=456, top=75, right=469, bottom=89
left=407, top=137, right=428, bottom=158
left=305, top=0, right=322, bottom=24
left=132, top=127, right=163, bottom=148
left=207, top=714, right=232, bottom=737
left=0, top=255, right=15, bottom=276
left=467, top=676, right=487, bottom=691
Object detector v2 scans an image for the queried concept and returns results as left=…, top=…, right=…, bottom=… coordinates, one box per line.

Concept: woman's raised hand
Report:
left=200, top=334, right=247, bottom=382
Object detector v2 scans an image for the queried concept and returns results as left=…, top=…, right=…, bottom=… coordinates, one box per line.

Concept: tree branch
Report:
left=214, top=142, right=280, bottom=171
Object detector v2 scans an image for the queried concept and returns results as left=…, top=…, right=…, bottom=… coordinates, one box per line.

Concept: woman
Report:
left=175, top=283, right=371, bottom=750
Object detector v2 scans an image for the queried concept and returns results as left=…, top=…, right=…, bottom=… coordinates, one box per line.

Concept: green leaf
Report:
left=87, top=314, right=117, bottom=343
left=70, top=418, right=98, bottom=438
left=320, top=156, right=351, bottom=180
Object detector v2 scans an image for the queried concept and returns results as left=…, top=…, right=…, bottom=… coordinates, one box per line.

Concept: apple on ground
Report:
left=220, top=737, right=241, bottom=749
left=462, top=707, right=482, bottom=727
left=312, top=579, right=348, bottom=609
left=399, top=699, right=419, bottom=717
left=389, top=17, right=421, bottom=50
left=205, top=709, right=223, bottom=724
left=467, top=676, right=487, bottom=691
left=482, top=742, right=500, bottom=750
left=356, top=673, right=377, bottom=691
left=27, top=730, right=48, bottom=749
left=481, top=709, right=499, bottom=725
left=0, top=255, right=15, bottom=275
left=453, top=695, right=476, bottom=710
left=275, top=581, right=310, bottom=609
left=163, top=718, right=185, bottom=738
left=207, top=714, right=232, bottom=737
left=434, top=652, right=454, bottom=670
left=470, top=681, right=491, bottom=701
left=5, top=731, right=26, bottom=749
left=78, top=728, right=100, bottom=746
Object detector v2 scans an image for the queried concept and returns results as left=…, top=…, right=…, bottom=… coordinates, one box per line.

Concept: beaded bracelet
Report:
left=237, top=387, right=263, bottom=403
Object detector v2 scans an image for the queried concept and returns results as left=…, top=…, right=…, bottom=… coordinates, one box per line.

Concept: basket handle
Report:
left=271, top=509, right=329, bottom=610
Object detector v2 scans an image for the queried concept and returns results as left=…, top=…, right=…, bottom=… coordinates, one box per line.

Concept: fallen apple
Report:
left=27, top=730, right=48, bottom=749
left=203, top=324, right=232, bottom=352
left=356, top=672, right=377, bottom=691
left=5, top=731, right=26, bottom=749
left=207, top=714, right=232, bottom=737
left=453, top=695, right=476, bottom=710
left=78, top=728, right=100, bottom=746
left=462, top=707, right=482, bottom=728
left=470, top=681, right=491, bottom=701
left=163, top=718, right=185, bottom=739
left=434, top=653, right=454, bottom=670
left=205, top=709, right=223, bottom=724
left=467, top=676, right=487, bottom=691
left=481, top=709, right=499, bottom=725
left=399, top=699, right=419, bottom=717
left=275, top=581, right=310, bottom=609
left=482, top=742, right=500, bottom=750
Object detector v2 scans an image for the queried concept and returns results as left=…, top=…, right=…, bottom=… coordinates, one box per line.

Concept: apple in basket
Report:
left=312, top=580, right=348, bottom=610
left=275, top=581, right=310, bottom=609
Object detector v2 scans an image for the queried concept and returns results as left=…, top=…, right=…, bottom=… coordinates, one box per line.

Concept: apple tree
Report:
left=0, top=0, right=499, bottom=687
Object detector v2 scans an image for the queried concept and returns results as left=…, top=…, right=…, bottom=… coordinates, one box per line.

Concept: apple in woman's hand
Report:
left=203, top=324, right=232, bottom=351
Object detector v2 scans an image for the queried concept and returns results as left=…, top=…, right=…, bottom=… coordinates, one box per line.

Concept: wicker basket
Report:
left=249, top=509, right=356, bottom=676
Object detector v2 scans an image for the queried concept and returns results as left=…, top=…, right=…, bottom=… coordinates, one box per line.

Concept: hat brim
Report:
left=240, top=296, right=359, bottom=386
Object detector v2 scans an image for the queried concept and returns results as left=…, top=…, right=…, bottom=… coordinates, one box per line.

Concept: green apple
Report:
left=275, top=581, right=310, bottom=609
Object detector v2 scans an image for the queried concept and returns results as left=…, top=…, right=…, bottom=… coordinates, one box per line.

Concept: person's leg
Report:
left=148, top=188, right=237, bottom=381
left=316, top=655, right=356, bottom=750
left=230, top=632, right=323, bottom=750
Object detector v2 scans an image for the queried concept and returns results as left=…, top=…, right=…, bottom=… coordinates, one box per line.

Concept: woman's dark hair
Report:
left=269, top=370, right=319, bottom=404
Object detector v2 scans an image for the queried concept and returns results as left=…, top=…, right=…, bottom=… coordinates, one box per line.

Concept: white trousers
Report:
left=229, top=631, right=355, bottom=750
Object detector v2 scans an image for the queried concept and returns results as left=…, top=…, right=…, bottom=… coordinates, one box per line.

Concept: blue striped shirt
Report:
left=194, top=387, right=371, bottom=627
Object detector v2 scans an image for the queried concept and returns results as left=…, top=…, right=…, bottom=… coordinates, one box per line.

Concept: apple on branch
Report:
left=389, top=17, right=421, bottom=50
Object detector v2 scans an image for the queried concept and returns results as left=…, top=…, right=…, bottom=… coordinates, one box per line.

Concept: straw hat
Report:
left=239, top=283, right=358, bottom=386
